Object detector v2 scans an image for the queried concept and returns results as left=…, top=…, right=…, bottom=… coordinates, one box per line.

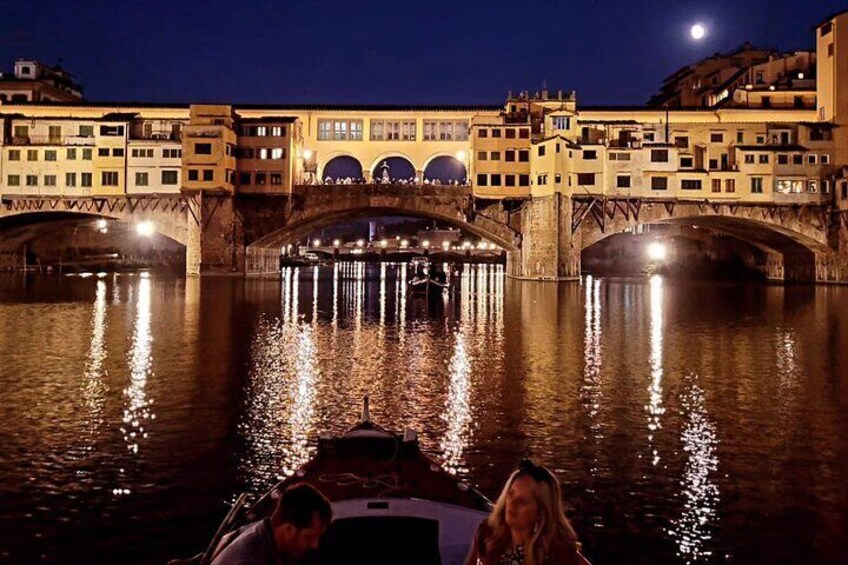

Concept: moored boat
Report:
left=188, top=398, right=491, bottom=565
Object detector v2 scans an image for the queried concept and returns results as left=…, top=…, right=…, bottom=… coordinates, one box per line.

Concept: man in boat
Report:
left=211, top=483, right=332, bottom=565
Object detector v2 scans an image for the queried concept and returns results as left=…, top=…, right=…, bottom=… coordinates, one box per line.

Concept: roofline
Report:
left=0, top=100, right=504, bottom=113
left=812, top=9, right=848, bottom=30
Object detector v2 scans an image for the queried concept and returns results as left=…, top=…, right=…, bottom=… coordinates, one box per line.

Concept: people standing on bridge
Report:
left=210, top=483, right=332, bottom=565
left=464, top=459, right=590, bottom=565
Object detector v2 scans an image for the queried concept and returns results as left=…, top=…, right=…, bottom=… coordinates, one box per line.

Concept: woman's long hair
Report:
left=484, top=462, right=579, bottom=565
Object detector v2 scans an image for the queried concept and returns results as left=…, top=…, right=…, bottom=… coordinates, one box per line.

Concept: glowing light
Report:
left=422, top=240, right=430, bottom=248
left=380, top=239, right=388, bottom=248
left=356, top=239, right=365, bottom=247
left=332, top=239, right=340, bottom=247
left=400, top=239, right=409, bottom=248
left=690, top=24, right=706, bottom=40
left=455, top=150, right=467, bottom=162
left=442, top=241, right=451, bottom=250
left=96, top=219, right=108, bottom=231
left=647, top=242, right=668, bottom=261
left=135, top=221, right=155, bottom=237
left=797, top=72, right=805, bottom=80
left=303, top=149, right=313, bottom=160
left=312, top=239, right=321, bottom=247
left=462, top=241, right=471, bottom=249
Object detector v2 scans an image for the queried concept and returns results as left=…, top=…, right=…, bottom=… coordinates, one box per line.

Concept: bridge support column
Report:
left=819, top=213, right=848, bottom=283
left=185, top=193, right=245, bottom=276
left=245, top=247, right=281, bottom=276
left=509, top=194, right=580, bottom=281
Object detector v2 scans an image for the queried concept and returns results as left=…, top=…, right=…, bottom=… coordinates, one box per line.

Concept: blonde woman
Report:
left=465, top=459, right=590, bottom=565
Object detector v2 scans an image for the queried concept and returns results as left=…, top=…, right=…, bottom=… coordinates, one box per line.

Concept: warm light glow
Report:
left=303, top=149, right=313, bottom=160
left=380, top=239, right=388, bottom=248
left=647, top=242, right=668, bottom=261
left=797, top=72, right=805, bottom=80
left=332, top=239, right=340, bottom=247
left=356, top=239, right=365, bottom=247
left=135, top=221, right=155, bottom=237
left=442, top=241, right=451, bottom=250
left=462, top=241, right=471, bottom=249
left=400, top=239, right=409, bottom=248
left=312, top=239, right=321, bottom=247
left=690, top=24, right=706, bottom=40
left=422, top=240, right=430, bottom=248
left=455, top=150, right=467, bottom=162
left=96, top=219, right=108, bottom=230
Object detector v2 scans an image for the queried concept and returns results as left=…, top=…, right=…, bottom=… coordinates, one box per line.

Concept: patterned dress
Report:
left=500, top=544, right=525, bottom=565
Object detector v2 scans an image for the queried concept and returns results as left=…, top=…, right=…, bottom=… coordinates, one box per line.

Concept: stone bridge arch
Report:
left=0, top=195, right=192, bottom=246
left=239, top=185, right=520, bottom=273
left=571, top=196, right=836, bottom=282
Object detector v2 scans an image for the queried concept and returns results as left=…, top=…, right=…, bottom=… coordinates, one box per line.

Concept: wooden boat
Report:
left=191, top=398, right=491, bottom=565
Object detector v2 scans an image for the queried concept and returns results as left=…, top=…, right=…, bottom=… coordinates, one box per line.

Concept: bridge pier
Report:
left=508, top=194, right=581, bottom=281
left=185, top=193, right=245, bottom=276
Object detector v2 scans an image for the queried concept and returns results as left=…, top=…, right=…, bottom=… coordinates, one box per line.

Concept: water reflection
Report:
left=669, top=378, right=720, bottom=564
left=647, top=275, right=666, bottom=467
left=118, top=275, right=155, bottom=495
left=441, top=329, right=471, bottom=474
left=581, top=276, right=604, bottom=474
left=80, top=280, right=108, bottom=449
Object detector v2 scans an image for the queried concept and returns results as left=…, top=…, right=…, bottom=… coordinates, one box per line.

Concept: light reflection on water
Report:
left=0, top=269, right=846, bottom=564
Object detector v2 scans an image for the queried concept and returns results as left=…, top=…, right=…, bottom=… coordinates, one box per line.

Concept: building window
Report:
left=271, top=126, right=284, bottom=137
left=99, top=125, right=124, bottom=136
left=505, top=150, right=515, bottom=162
left=255, top=172, right=266, bottom=185
left=8, top=149, right=20, bottom=161
left=135, top=172, right=149, bottom=186
left=81, top=173, right=92, bottom=187
left=538, top=145, right=546, bottom=157
left=270, top=173, right=283, bottom=185
left=79, top=125, right=94, bottom=137
left=651, top=177, right=668, bottom=190
left=44, top=175, right=57, bottom=187
left=744, top=154, right=755, bottom=164
left=477, top=151, right=487, bottom=161
left=680, top=156, right=694, bottom=168
left=651, top=149, right=669, bottom=163
left=8, top=175, right=20, bottom=186
left=66, top=148, right=77, bottom=160
left=83, top=148, right=92, bottom=160
left=577, top=173, right=595, bottom=186
left=163, top=148, right=182, bottom=159
left=98, top=148, right=110, bottom=157
left=725, top=179, right=736, bottom=192
left=239, top=173, right=251, bottom=185
left=751, top=177, right=764, bottom=193
left=491, top=174, right=502, bottom=187
left=161, top=170, right=178, bottom=185
left=131, top=148, right=154, bottom=158
left=112, top=148, right=124, bottom=157
left=203, top=169, right=214, bottom=181
left=505, top=129, right=516, bottom=139
left=66, top=172, right=76, bottom=187
left=583, top=150, right=597, bottom=160
left=491, top=129, right=501, bottom=138
left=271, top=148, right=284, bottom=159
left=808, top=154, right=818, bottom=165
left=318, top=120, right=332, bottom=140
left=736, top=131, right=744, bottom=144
left=258, top=148, right=269, bottom=160
left=48, top=125, right=62, bottom=140
left=829, top=43, right=834, bottom=57
left=536, top=175, right=547, bottom=185
left=609, top=152, right=631, bottom=161
left=675, top=136, right=689, bottom=148
left=490, top=151, right=501, bottom=161
left=759, top=154, right=769, bottom=164
left=519, top=174, right=530, bottom=186
left=518, top=150, right=529, bottom=162
left=27, top=149, right=38, bottom=161
left=777, top=154, right=789, bottom=165
left=821, top=154, right=831, bottom=164
left=188, top=169, right=199, bottom=181
left=808, top=180, right=818, bottom=193
left=553, top=116, right=570, bottom=130
left=101, top=171, right=119, bottom=186
left=401, top=121, right=416, bottom=141
left=792, top=154, right=803, bottom=165
left=505, top=174, right=516, bottom=187
left=476, top=174, right=488, bottom=186
left=370, top=120, right=384, bottom=141
left=26, top=175, right=38, bottom=187
left=13, top=125, right=29, bottom=139
left=643, top=132, right=655, bottom=142
left=710, top=132, right=724, bottom=143
left=195, top=143, right=212, bottom=155
left=680, top=179, right=701, bottom=190
left=519, top=129, right=529, bottom=139
left=709, top=159, right=718, bottom=170
left=711, top=179, right=721, bottom=192
left=477, top=129, right=488, bottom=139
left=616, top=175, right=631, bottom=188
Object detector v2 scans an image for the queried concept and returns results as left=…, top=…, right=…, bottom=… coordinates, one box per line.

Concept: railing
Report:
left=185, top=129, right=221, bottom=139
left=8, top=135, right=95, bottom=146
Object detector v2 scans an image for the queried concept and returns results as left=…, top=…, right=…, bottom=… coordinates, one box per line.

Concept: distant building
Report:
left=647, top=43, right=816, bottom=109
left=0, top=60, right=84, bottom=103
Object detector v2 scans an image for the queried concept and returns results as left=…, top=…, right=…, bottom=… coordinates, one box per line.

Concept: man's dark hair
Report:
left=271, top=483, right=332, bottom=529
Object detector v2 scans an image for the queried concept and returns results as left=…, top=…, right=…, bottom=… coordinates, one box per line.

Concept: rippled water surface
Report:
left=0, top=265, right=846, bottom=564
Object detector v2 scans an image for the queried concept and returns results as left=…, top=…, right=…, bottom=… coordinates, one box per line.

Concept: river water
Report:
left=0, top=265, right=846, bottom=564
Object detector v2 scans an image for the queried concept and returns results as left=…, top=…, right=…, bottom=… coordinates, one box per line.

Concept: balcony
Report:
left=130, top=132, right=181, bottom=142
left=8, top=135, right=95, bottom=146
left=185, top=129, right=221, bottom=139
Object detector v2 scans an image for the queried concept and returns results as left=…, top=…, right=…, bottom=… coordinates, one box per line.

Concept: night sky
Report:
left=0, top=0, right=843, bottom=106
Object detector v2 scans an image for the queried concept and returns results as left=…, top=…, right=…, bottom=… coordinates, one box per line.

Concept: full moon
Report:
left=691, top=24, right=706, bottom=40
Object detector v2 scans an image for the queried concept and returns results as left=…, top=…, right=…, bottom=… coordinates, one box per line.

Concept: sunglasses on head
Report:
left=516, top=459, right=555, bottom=484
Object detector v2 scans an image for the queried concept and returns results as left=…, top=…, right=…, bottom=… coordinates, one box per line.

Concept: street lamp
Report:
left=400, top=239, right=409, bottom=249
left=333, top=239, right=341, bottom=248
left=356, top=239, right=365, bottom=247
left=380, top=239, right=388, bottom=248
left=647, top=242, right=668, bottom=261
left=422, top=240, right=430, bottom=249
left=442, top=241, right=450, bottom=250
left=312, top=239, right=321, bottom=247
left=136, top=221, right=155, bottom=237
